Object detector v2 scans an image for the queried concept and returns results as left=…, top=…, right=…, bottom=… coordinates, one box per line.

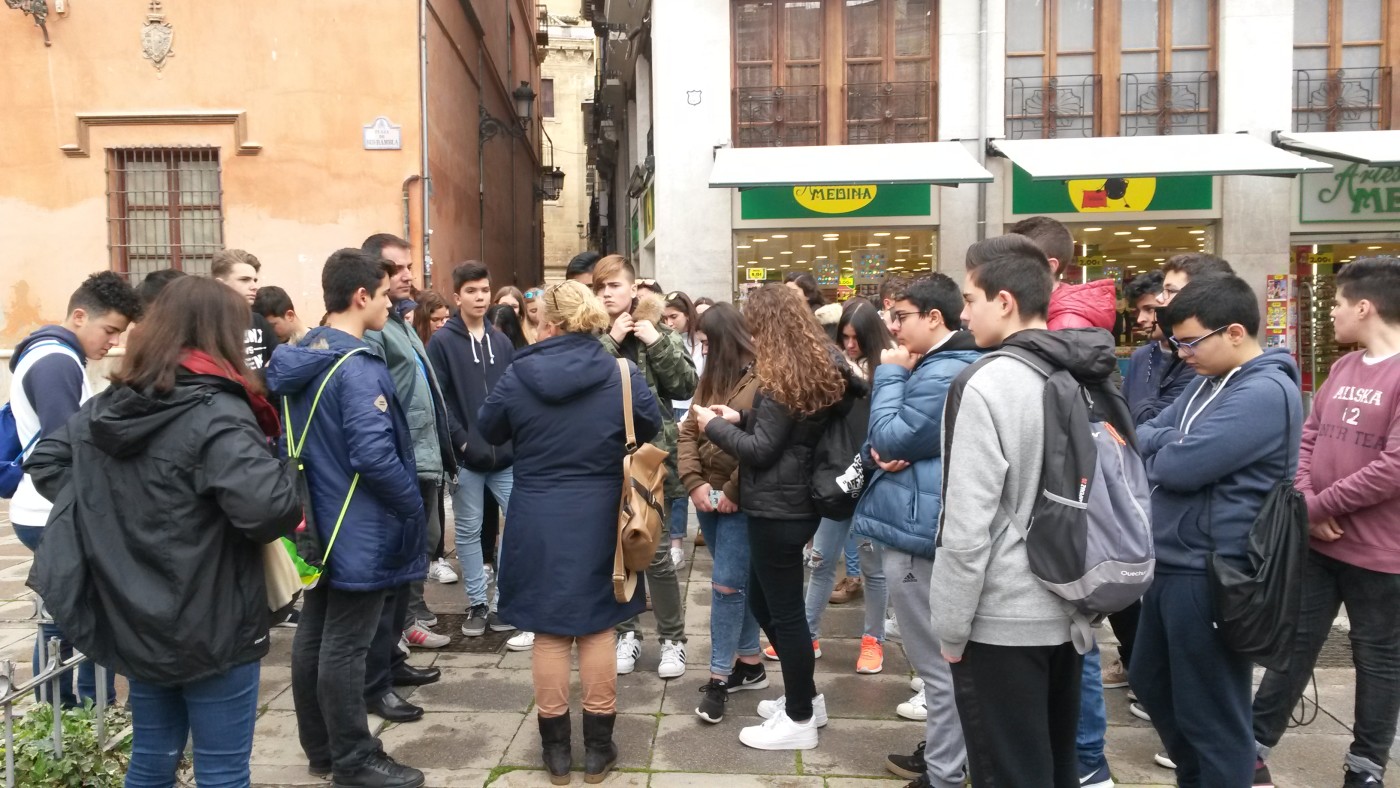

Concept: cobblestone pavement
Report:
left=0, top=505, right=1365, bottom=787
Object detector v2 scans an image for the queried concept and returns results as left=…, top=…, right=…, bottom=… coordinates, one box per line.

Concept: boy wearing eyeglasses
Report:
left=1129, top=274, right=1303, bottom=787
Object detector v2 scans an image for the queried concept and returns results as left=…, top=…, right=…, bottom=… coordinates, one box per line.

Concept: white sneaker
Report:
left=427, top=558, right=459, bottom=584
left=403, top=621, right=450, bottom=649
left=909, top=676, right=924, bottom=693
left=658, top=639, right=687, bottom=679
left=1153, top=752, right=1176, bottom=770
left=669, top=545, right=686, bottom=571
left=739, top=708, right=819, bottom=750
left=616, top=632, right=640, bottom=675
left=506, top=630, right=535, bottom=651
left=397, top=633, right=411, bottom=658
left=756, top=693, right=828, bottom=727
left=884, top=616, right=901, bottom=641
left=896, top=690, right=927, bottom=721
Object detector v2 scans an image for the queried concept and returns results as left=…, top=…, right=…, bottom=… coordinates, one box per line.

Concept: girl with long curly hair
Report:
left=692, top=284, right=864, bottom=752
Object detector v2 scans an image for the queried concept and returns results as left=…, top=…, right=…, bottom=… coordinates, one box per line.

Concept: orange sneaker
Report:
left=762, top=640, right=823, bottom=661
left=856, top=635, right=884, bottom=674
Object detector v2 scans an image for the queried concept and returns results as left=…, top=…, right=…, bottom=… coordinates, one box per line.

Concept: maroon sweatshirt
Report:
left=1300, top=350, right=1400, bottom=574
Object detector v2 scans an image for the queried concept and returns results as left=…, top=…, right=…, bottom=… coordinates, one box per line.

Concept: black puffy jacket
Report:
left=25, top=374, right=302, bottom=686
left=705, top=359, right=867, bottom=521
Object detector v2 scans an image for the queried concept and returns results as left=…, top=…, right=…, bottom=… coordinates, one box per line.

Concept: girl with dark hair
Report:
left=678, top=304, right=768, bottom=724
left=26, top=276, right=302, bottom=788
left=495, top=285, right=525, bottom=316
left=784, top=271, right=842, bottom=343
left=661, top=290, right=706, bottom=564
left=488, top=303, right=530, bottom=350
left=692, top=284, right=865, bottom=751
left=412, top=290, right=451, bottom=347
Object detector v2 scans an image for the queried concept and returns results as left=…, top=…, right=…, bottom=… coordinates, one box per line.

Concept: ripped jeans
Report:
left=695, top=509, right=762, bottom=676
left=805, top=517, right=887, bottom=641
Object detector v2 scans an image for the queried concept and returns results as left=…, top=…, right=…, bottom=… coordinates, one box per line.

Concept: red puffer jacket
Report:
left=1048, top=279, right=1118, bottom=331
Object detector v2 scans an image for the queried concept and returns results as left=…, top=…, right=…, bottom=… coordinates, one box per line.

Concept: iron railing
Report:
left=1293, top=67, right=1392, bottom=132
left=733, top=85, right=825, bottom=147
left=1120, top=70, right=1217, bottom=136
left=844, top=81, right=936, bottom=144
left=1005, top=74, right=1102, bottom=139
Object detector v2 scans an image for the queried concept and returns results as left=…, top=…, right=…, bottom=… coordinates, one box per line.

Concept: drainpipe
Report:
left=976, top=0, right=989, bottom=242
left=419, top=0, right=434, bottom=287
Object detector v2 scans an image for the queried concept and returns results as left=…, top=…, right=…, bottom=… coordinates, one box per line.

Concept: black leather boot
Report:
left=582, top=712, right=617, bottom=784
left=537, top=712, right=572, bottom=785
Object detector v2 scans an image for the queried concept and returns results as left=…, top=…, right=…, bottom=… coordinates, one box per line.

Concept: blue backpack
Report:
left=1, top=342, right=80, bottom=498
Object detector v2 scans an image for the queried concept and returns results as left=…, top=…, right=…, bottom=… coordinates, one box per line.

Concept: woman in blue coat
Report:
left=477, top=280, right=661, bottom=785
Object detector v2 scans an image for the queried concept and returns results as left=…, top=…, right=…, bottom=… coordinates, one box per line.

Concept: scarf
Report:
left=179, top=349, right=281, bottom=439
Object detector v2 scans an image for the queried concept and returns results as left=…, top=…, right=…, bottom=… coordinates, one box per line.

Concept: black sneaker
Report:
left=461, top=604, right=488, bottom=637
left=1343, top=768, right=1383, bottom=787
left=333, top=751, right=425, bottom=788
left=695, top=679, right=728, bottom=723
left=886, top=741, right=926, bottom=780
left=487, top=610, right=516, bottom=633
left=1253, top=757, right=1274, bottom=787
left=903, top=776, right=931, bottom=788
left=276, top=608, right=301, bottom=628
left=729, top=661, right=770, bottom=692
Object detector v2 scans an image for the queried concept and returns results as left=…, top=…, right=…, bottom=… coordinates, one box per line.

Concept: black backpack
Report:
left=810, top=405, right=865, bottom=520
left=1206, top=379, right=1308, bottom=672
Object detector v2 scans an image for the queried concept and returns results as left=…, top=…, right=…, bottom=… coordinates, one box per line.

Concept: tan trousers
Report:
left=532, top=629, right=617, bottom=718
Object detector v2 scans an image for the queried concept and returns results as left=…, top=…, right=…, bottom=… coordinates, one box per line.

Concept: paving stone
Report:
left=264, top=628, right=295, bottom=668
left=379, top=711, right=524, bottom=769
left=817, top=673, right=922, bottom=721
left=421, top=767, right=493, bottom=787
left=651, top=713, right=797, bottom=774
left=809, top=638, right=910, bottom=676
left=502, top=711, right=657, bottom=770
left=428, top=651, right=507, bottom=669
left=258, top=665, right=292, bottom=707
left=250, top=763, right=330, bottom=786
left=251, top=710, right=315, bottom=767
left=411, top=666, right=536, bottom=712
left=652, top=773, right=824, bottom=788
left=1103, top=724, right=1181, bottom=785
left=799, top=718, right=922, bottom=777
left=823, top=778, right=904, bottom=788
left=659, top=671, right=785, bottom=717
left=494, top=767, right=647, bottom=788
left=1260, top=731, right=1353, bottom=787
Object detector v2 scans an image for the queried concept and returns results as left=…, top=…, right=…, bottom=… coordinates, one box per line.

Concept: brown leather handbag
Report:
left=612, top=358, right=669, bottom=603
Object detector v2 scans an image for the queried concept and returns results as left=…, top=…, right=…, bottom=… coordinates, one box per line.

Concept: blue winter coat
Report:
left=852, top=332, right=982, bottom=558
left=1137, top=349, right=1303, bottom=574
left=266, top=326, right=427, bottom=591
left=477, top=332, right=662, bottom=636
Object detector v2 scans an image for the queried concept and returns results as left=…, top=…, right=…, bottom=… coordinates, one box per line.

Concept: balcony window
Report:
left=733, top=0, right=825, bottom=146
left=106, top=148, right=224, bottom=281
left=1006, top=0, right=1100, bottom=138
left=844, top=0, right=935, bottom=143
left=1293, top=0, right=1394, bottom=130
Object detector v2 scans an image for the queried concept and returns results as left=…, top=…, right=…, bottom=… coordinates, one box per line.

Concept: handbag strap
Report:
left=617, top=358, right=637, bottom=453
left=1203, top=375, right=1299, bottom=555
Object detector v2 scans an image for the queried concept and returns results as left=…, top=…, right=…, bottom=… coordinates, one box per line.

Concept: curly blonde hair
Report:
left=542, top=280, right=611, bottom=334
left=744, top=284, right=846, bottom=416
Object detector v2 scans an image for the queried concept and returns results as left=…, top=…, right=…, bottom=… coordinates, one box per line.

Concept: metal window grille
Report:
left=106, top=147, right=224, bottom=283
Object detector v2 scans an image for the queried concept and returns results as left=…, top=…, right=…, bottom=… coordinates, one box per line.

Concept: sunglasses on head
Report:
left=525, top=288, right=544, bottom=298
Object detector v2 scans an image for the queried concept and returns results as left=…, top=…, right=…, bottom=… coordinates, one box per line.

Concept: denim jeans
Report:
left=748, top=516, right=821, bottom=722
left=843, top=534, right=861, bottom=577
left=292, top=583, right=390, bottom=772
left=695, top=510, right=761, bottom=676
left=125, top=660, right=260, bottom=788
left=452, top=466, right=513, bottom=609
left=668, top=497, right=689, bottom=541
left=1076, top=644, right=1108, bottom=773
left=1254, top=550, right=1400, bottom=780
left=804, top=518, right=886, bottom=641
left=13, top=523, right=117, bottom=708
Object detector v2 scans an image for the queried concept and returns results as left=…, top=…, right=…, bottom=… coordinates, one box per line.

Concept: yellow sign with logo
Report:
left=793, top=185, right=879, bottom=214
left=746, top=267, right=767, bottom=282
left=838, top=275, right=855, bottom=287
left=1065, top=177, right=1158, bottom=213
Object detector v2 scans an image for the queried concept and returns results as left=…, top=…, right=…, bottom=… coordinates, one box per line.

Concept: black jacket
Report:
left=705, top=358, right=867, bottom=521
left=426, top=315, right=515, bottom=471
left=24, top=374, right=302, bottom=686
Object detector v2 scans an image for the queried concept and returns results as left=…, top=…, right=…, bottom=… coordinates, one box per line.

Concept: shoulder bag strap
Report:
left=617, top=358, right=637, bottom=453
left=13, top=341, right=83, bottom=457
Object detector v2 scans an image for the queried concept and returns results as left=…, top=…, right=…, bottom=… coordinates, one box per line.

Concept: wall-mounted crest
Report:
left=686, top=90, right=702, bottom=106
left=141, top=0, right=174, bottom=71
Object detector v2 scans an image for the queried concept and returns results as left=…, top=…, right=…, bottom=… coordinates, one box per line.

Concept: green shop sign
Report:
left=1300, top=156, right=1400, bottom=223
left=1011, top=165, right=1213, bottom=215
left=740, top=183, right=932, bottom=220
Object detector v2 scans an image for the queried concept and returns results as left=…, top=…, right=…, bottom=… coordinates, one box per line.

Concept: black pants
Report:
left=950, top=641, right=1082, bottom=788
left=747, top=516, right=821, bottom=722
left=1254, top=550, right=1400, bottom=777
left=1130, top=573, right=1254, bottom=787
left=292, top=584, right=390, bottom=771
left=364, top=584, right=410, bottom=699
left=1108, top=601, right=1141, bottom=667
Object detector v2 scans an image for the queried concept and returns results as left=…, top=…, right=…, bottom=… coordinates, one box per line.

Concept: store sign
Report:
left=362, top=117, right=402, bottom=150
left=741, top=183, right=931, bottom=220
left=746, top=267, right=767, bottom=281
left=1011, top=165, right=1213, bottom=215
left=1300, top=155, right=1400, bottom=223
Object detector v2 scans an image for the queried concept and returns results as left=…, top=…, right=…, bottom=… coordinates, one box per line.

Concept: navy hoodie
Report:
left=1123, top=341, right=1194, bottom=426
left=425, top=314, right=515, bottom=471
left=10, top=326, right=87, bottom=441
left=1137, top=348, right=1303, bottom=573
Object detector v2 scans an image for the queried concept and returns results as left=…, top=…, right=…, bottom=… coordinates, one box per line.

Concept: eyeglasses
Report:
left=1168, top=325, right=1228, bottom=356
left=1156, top=284, right=1184, bottom=305
left=524, top=288, right=544, bottom=298
left=891, top=310, right=926, bottom=325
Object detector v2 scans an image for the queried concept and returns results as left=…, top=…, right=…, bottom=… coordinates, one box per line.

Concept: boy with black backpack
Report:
left=932, top=235, right=1101, bottom=786
left=1130, top=274, right=1302, bottom=787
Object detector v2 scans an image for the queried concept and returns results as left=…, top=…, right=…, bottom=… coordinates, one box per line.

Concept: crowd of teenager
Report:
left=5, top=217, right=1399, bottom=788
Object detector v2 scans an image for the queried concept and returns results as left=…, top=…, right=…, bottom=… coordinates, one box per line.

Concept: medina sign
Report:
left=1300, top=154, right=1400, bottom=223
left=741, top=183, right=931, bottom=220
left=1011, top=165, right=1213, bottom=215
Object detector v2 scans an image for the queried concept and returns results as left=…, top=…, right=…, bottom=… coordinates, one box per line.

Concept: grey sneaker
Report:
left=461, top=604, right=489, bottom=637
left=487, top=610, right=516, bottom=633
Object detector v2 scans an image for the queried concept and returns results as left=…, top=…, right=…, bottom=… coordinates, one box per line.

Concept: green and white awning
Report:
left=709, top=142, right=993, bottom=189
left=990, top=134, right=1332, bottom=180
left=1273, top=131, right=1400, bottom=168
